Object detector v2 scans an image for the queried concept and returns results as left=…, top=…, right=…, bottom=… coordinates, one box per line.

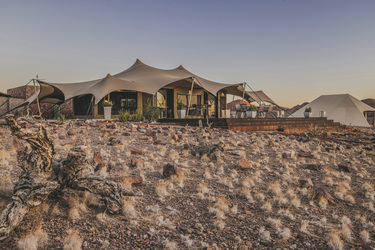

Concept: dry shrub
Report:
left=63, top=229, right=83, bottom=250
left=300, top=220, right=309, bottom=234
left=327, top=229, right=344, bottom=250
left=0, top=149, right=10, bottom=162
left=215, top=196, right=230, bottom=213
left=242, top=176, right=254, bottom=188
left=123, top=197, right=137, bottom=219
left=156, top=181, right=168, bottom=198
left=277, top=227, right=291, bottom=240
left=241, top=187, right=253, bottom=202
left=197, top=183, right=210, bottom=199
left=164, top=239, right=178, bottom=250
left=360, top=230, right=370, bottom=243
left=267, top=217, right=282, bottom=229
left=214, top=219, right=226, bottom=230
left=340, top=224, right=352, bottom=242
left=0, top=174, right=14, bottom=197
left=204, top=168, right=212, bottom=179
left=268, top=181, right=281, bottom=195
left=258, top=226, right=272, bottom=242
left=261, top=200, right=272, bottom=212
left=319, top=196, right=328, bottom=209
left=18, top=225, right=48, bottom=250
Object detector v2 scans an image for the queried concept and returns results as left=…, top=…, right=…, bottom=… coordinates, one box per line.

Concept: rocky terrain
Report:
left=0, top=119, right=375, bottom=249
left=362, top=99, right=375, bottom=109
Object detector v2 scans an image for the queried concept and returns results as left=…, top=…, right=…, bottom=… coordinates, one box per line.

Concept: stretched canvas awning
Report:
left=247, top=90, right=277, bottom=105
left=291, top=94, right=375, bottom=127
left=32, top=59, right=253, bottom=105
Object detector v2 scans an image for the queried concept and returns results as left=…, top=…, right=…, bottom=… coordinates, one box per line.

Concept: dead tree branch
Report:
left=0, top=116, right=139, bottom=241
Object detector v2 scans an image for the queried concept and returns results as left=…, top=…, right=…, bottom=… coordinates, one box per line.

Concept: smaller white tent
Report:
left=291, top=94, right=375, bottom=127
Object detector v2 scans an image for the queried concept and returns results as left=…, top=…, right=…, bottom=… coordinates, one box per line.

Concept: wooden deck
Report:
left=158, top=117, right=343, bottom=132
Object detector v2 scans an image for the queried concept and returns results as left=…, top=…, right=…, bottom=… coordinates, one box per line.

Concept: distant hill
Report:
left=362, top=98, right=375, bottom=108
left=285, top=102, right=308, bottom=117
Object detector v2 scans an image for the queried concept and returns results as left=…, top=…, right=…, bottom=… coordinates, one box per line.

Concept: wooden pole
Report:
left=33, top=79, right=42, bottom=117
left=186, top=78, right=195, bottom=118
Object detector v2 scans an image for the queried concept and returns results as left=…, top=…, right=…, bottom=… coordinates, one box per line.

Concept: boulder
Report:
left=338, top=162, right=350, bottom=173
left=130, top=148, right=145, bottom=155
left=129, top=158, right=144, bottom=168
left=58, top=133, right=66, bottom=139
left=93, top=151, right=103, bottom=164
left=299, top=178, right=314, bottom=187
left=298, top=150, right=314, bottom=158
left=163, top=163, right=181, bottom=178
left=237, top=158, right=252, bottom=170
left=95, top=162, right=112, bottom=173
left=305, top=164, right=322, bottom=171
left=67, top=129, right=77, bottom=136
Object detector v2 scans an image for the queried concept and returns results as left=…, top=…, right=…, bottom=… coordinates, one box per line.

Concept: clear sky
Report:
left=0, top=0, right=374, bottom=107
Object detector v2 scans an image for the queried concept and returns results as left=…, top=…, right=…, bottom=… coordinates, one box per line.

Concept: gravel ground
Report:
left=0, top=120, right=374, bottom=249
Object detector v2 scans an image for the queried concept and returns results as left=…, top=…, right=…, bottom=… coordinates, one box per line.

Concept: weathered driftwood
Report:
left=0, top=116, right=138, bottom=241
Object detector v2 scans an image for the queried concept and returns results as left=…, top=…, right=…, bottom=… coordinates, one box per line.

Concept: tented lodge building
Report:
left=27, top=59, right=253, bottom=119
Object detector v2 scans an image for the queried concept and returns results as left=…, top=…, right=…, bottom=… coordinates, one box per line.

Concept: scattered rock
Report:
left=314, top=187, right=335, bottom=204
left=162, top=163, right=180, bottom=178
left=67, top=129, right=77, bottom=136
left=129, top=158, right=144, bottom=168
left=108, top=175, right=143, bottom=186
left=131, top=124, right=137, bottom=132
left=95, top=162, right=111, bottom=173
left=93, top=151, right=103, bottom=164
left=298, top=150, right=314, bottom=158
left=299, top=178, right=314, bottom=187
left=338, top=162, right=350, bottom=173
left=305, top=164, right=322, bottom=171
left=282, top=152, right=291, bottom=159
left=109, top=137, right=121, bottom=146
left=130, top=148, right=145, bottom=155
left=71, top=145, right=89, bottom=152
left=237, top=158, right=252, bottom=170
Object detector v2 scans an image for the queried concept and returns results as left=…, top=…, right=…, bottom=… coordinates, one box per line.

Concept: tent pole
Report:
left=242, top=82, right=246, bottom=103
left=86, top=96, right=94, bottom=117
left=187, top=78, right=195, bottom=118
left=244, top=82, right=261, bottom=106
left=245, top=82, right=292, bottom=118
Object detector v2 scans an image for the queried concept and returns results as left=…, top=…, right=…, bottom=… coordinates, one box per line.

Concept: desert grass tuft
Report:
left=18, top=225, right=48, bottom=250
left=327, top=229, right=344, bottom=250
left=258, top=226, right=272, bottom=242
left=360, top=230, right=370, bottom=243
left=63, top=229, right=83, bottom=250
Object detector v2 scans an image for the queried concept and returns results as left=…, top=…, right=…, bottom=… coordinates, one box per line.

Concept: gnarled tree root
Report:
left=0, top=116, right=138, bottom=241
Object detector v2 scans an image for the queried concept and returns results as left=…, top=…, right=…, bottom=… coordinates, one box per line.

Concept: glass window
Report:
left=156, top=90, right=167, bottom=108
left=98, top=91, right=138, bottom=115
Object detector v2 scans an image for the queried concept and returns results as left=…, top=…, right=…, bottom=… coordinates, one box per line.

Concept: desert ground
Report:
left=0, top=119, right=375, bottom=249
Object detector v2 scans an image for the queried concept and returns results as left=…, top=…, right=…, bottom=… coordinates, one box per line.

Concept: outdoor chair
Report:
left=230, top=111, right=237, bottom=118
left=257, top=104, right=265, bottom=118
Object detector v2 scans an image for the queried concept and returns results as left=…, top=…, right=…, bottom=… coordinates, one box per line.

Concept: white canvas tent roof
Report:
left=246, top=90, right=277, bottom=105
left=291, top=94, right=375, bottom=127
left=33, top=59, right=253, bottom=105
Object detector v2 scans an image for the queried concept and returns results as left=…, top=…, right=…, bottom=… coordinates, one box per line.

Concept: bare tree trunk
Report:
left=0, top=116, right=138, bottom=241
left=0, top=116, right=57, bottom=241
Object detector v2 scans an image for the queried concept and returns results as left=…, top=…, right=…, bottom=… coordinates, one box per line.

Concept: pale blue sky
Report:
left=0, top=0, right=374, bottom=107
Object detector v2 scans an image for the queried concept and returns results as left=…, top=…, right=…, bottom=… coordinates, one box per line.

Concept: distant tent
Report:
left=291, top=94, right=375, bottom=127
